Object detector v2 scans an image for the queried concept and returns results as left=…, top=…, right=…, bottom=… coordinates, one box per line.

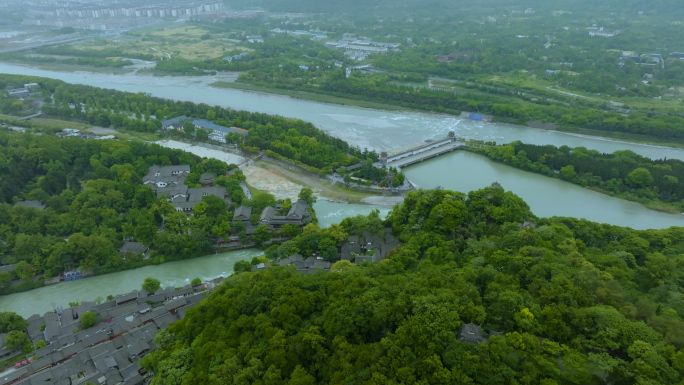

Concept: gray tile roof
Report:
left=161, top=115, right=191, bottom=128
left=119, top=242, right=148, bottom=255
left=287, top=200, right=309, bottom=218
left=233, top=206, right=252, bottom=220
left=188, top=186, right=227, bottom=202
left=260, top=206, right=276, bottom=222
left=14, top=200, right=46, bottom=210
left=199, top=172, right=215, bottom=184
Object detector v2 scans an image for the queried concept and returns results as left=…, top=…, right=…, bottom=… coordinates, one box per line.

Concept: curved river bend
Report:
left=403, top=151, right=684, bottom=230
left=0, top=63, right=683, bottom=160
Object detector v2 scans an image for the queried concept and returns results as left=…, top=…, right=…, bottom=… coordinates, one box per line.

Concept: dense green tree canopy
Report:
left=0, top=312, right=28, bottom=333
left=144, top=187, right=684, bottom=384
left=479, top=142, right=684, bottom=211
left=142, top=277, right=161, bottom=294
left=79, top=311, right=98, bottom=329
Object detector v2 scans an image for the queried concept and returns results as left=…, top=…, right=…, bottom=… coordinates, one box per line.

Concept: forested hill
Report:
left=0, top=132, right=247, bottom=293
left=143, top=187, right=684, bottom=385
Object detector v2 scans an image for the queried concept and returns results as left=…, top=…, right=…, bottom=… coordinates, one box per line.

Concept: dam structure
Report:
left=379, top=132, right=466, bottom=171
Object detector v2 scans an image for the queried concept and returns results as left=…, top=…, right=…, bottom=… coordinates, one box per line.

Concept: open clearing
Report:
left=242, top=159, right=400, bottom=204
left=74, top=25, right=247, bottom=61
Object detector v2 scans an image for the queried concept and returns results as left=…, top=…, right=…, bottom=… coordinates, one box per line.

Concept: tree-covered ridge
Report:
left=0, top=132, right=251, bottom=292
left=478, top=141, right=684, bottom=212
left=144, top=187, right=684, bottom=385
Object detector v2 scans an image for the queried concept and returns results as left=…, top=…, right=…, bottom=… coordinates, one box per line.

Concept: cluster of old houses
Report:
left=256, top=229, right=400, bottom=274
left=160, top=116, right=247, bottom=144
left=143, top=164, right=232, bottom=214
left=232, top=200, right=312, bottom=235
left=0, top=278, right=226, bottom=385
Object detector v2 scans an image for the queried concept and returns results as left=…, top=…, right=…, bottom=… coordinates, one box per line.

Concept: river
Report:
left=1, top=64, right=683, bottom=316
left=1, top=63, right=684, bottom=160
left=315, top=201, right=391, bottom=228
left=0, top=201, right=383, bottom=318
left=403, top=151, right=684, bottom=230
left=0, top=249, right=263, bottom=318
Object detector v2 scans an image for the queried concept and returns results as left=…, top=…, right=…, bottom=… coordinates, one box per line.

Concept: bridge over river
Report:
left=379, top=132, right=468, bottom=171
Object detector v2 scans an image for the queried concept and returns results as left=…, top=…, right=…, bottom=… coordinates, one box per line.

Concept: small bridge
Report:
left=380, top=132, right=466, bottom=171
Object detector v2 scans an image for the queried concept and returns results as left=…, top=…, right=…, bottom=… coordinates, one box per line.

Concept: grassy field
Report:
left=31, top=118, right=93, bottom=130
left=34, top=63, right=133, bottom=74
left=0, top=115, right=94, bottom=130
left=73, top=24, right=246, bottom=61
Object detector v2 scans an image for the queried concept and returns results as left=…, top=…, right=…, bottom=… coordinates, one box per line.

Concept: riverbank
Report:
left=213, top=81, right=684, bottom=151
left=0, top=242, right=257, bottom=298
left=0, top=248, right=262, bottom=317
left=539, top=124, right=684, bottom=150
left=0, top=59, right=134, bottom=74
left=402, top=151, right=684, bottom=229
left=211, top=81, right=408, bottom=111
left=463, top=146, right=684, bottom=215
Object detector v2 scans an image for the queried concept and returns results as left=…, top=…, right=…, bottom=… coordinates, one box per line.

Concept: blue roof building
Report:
left=192, top=119, right=248, bottom=135
left=161, top=115, right=191, bottom=129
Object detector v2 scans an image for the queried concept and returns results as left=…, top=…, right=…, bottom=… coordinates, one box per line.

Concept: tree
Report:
left=298, top=188, right=316, bottom=204
left=287, top=365, right=316, bottom=385
left=191, top=278, right=202, bottom=287
left=196, top=129, right=209, bottom=141
left=253, top=224, right=272, bottom=246
left=212, top=221, right=232, bottom=238
left=626, top=167, right=654, bottom=187
left=318, top=237, right=339, bottom=261
left=331, top=260, right=355, bottom=272
left=0, top=312, right=28, bottom=333
left=5, top=330, right=30, bottom=351
left=142, top=277, right=161, bottom=294
left=202, top=158, right=230, bottom=176
left=0, top=272, right=12, bottom=287
left=207, top=110, right=216, bottom=120
left=280, top=224, right=301, bottom=239
left=233, top=260, right=251, bottom=273
left=559, top=165, right=576, bottom=180
left=250, top=191, right=277, bottom=212
left=201, top=195, right=227, bottom=218
left=14, top=261, right=36, bottom=283
left=182, top=122, right=195, bottom=134
left=80, top=311, right=98, bottom=329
